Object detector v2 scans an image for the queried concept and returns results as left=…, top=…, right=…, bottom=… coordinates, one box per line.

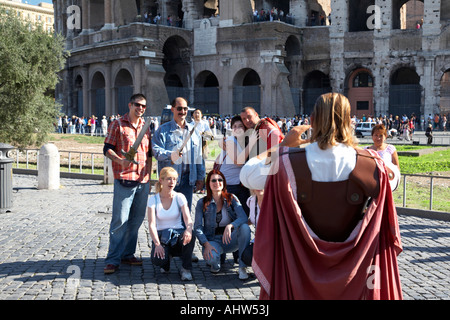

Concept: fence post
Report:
left=402, top=175, right=407, bottom=207
left=103, top=157, right=114, bottom=184
left=429, top=176, right=434, bottom=211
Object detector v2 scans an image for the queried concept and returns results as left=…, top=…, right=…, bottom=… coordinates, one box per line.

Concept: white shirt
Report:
left=220, top=136, right=244, bottom=185
left=147, top=192, right=187, bottom=230
left=192, top=119, right=211, bottom=136
left=305, top=142, right=357, bottom=182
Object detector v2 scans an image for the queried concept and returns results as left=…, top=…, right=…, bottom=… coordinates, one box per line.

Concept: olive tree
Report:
left=0, top=8, right=68, bottom=148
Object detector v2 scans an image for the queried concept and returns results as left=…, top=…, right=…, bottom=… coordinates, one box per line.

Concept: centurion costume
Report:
left=251, top=146, right=403, bottom=300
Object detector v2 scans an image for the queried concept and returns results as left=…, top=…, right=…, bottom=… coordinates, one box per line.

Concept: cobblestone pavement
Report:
left=0, top=174, right=448, bottom=300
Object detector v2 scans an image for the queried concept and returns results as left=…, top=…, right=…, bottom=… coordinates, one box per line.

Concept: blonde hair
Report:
left=155, top=167, right=178, bottom=193
left=311, top=93, right=356, bottom=150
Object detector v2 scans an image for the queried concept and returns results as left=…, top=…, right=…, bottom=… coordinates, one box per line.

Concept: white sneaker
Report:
left=180, top=267, right=192, bottom=281
left=238, top=267, right=248, bottom=280
left=210, top=264, right=220, bottom=273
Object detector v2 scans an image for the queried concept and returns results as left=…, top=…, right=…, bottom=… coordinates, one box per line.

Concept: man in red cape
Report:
left=252, top=146, right=403, bottom=300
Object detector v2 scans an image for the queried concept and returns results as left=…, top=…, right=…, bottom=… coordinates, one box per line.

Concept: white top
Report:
left=147, top=192, right=187, bottom=230
left=364, top=144, right=396, bottom=165
left=193, top=119, right=212, bottom=136
left=220, top=136, right=244, bottom=185
left=305, top=142, right=357, bottom=182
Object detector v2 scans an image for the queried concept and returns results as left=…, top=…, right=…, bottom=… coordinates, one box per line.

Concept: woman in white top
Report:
left=147, top=167, right=195, bottom=280
left=365, top=124, right=400, bottom=170
left=219, top=115, right=258, bottom=215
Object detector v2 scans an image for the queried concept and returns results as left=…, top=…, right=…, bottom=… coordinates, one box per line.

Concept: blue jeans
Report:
left=203, top=224, right=251, bottom=269
left=105, top=180, right=150, bottom=266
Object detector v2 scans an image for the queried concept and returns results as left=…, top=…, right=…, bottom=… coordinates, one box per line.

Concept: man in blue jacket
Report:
left=152, top=97, right=205, bottom=211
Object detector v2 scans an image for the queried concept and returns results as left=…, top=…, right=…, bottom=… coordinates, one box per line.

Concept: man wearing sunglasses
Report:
left=103, top=93, right=152, bottom=274
left=152, top=97, right=206, bottom=212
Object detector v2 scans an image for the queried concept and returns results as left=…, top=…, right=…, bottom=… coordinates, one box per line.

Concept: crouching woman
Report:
left=194, top=170, right=251, bottom=280
left=147, top=167, right=195, bottom=281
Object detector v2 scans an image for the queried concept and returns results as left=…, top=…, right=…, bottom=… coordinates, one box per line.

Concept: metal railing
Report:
left=12, top=149, right=448, bottom=212
left=399, top=174, right=450, bottom=211
left=13, top=149, right=104, bottom=175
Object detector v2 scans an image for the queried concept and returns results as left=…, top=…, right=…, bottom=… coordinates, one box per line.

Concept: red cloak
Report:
left=252, top=147, right=403, bottom=300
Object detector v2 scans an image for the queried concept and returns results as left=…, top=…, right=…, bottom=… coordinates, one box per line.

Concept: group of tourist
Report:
left=103, top=95, right=283, bottom=282
left=99, top=92, right=405, bottom=300
left=56, top=114, right=114, bottom=136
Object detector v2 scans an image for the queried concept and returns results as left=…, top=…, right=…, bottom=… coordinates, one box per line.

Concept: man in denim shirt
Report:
left=152, top=97, right=205, bottom=211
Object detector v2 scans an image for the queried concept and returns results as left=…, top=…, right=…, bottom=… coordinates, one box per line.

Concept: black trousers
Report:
left=151, top=231, right=195, bottom=271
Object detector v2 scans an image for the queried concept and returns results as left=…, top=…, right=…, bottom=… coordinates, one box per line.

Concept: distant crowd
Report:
left=55, top=111, right=449, bottom=139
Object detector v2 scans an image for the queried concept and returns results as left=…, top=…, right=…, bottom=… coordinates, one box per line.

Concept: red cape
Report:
left=252, top=147, right=403, bottom=300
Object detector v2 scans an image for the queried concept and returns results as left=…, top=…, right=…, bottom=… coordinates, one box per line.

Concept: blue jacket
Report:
left=194, top=195, right=248, bottom=245
left=152, top=119, right=205, bottom=186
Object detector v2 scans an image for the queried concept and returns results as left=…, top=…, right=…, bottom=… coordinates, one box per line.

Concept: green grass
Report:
left=359, top=144, right=450, bottom=174
left=398, top=149, right=450, bottom=174
left=48, top=133, right=105, bottom=144
left=393, top=178, right=450, bottom=212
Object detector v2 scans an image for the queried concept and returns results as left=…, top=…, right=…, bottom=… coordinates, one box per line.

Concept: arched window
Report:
left=353, top=72, right=374, bottom=88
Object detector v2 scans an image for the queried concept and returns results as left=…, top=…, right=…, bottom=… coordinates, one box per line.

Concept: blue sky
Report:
left=23, top=1, right=53, bottom=6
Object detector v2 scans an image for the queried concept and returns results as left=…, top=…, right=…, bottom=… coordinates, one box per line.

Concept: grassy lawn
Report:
left=48, top=133, right=105, bottom=144
left=393, top=176, right=450, bottom=212
left=397, top=149, right=450, bottom=174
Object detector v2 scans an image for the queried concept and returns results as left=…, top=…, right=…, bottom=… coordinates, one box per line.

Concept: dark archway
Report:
left=389, top=67, right=421, bottom=118
left=194, top=70, right=219, bottom=115
left=114, top=69, right=134, bottom=116
left=91, top=71, right=105, bottom=118
left=233, top=69, right=261, bottom=114
left=163, top=36, right=190, bottom=102
left=302, top=71, right=331, bottom=115
left=348, top=0, right=375, bottom=32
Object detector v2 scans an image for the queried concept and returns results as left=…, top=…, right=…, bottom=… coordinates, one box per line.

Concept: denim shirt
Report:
left=152, top=119, right=205, bottom=186
left=194, top=195, right=248, bottom=245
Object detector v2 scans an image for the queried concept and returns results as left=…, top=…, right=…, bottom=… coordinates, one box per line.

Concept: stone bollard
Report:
left=103, top=156, right=114, bottom=184
left=38, top=143, right=60, bottom=190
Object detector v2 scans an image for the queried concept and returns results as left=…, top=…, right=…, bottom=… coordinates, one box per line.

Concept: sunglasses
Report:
left=176, top=106, right=188, bottom=112
left=211, top=179, right=223, bottom=183
left=133, top=102, right=147, bottom=109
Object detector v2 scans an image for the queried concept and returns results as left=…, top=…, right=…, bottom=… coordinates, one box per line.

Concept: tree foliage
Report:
left=0, top=8, right=68, bottom=148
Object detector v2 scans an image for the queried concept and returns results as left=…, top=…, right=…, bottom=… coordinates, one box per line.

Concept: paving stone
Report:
left=1, top=174, right=448, bottom=300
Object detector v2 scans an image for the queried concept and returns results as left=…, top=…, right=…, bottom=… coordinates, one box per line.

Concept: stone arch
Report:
left=90, top=71, right=106, bottom=118
left=392, top=0, right=424, bottom=30
left=233, top=68, right=261, bottom=114
left=389, top=66, right=422, bottom=118
left=194, top=70, right=220, bottom=114
left=348, top=0, right=374, bottom=32
left=114, top=68, right=134, bottom=116
left=162, top=35, right=191, bottom=102
left=74, top=74, right=84, bottom=117
left=346, top=68, right=375, bottom=118
left=302, top=70, right=331, bottom=115
left=439, top=69, right=450, bottom=115
left=284, top=35, right=302, bottom=113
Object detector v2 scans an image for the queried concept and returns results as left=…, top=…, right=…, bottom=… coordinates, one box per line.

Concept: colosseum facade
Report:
left=53, top=0, right=450, bottom=120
